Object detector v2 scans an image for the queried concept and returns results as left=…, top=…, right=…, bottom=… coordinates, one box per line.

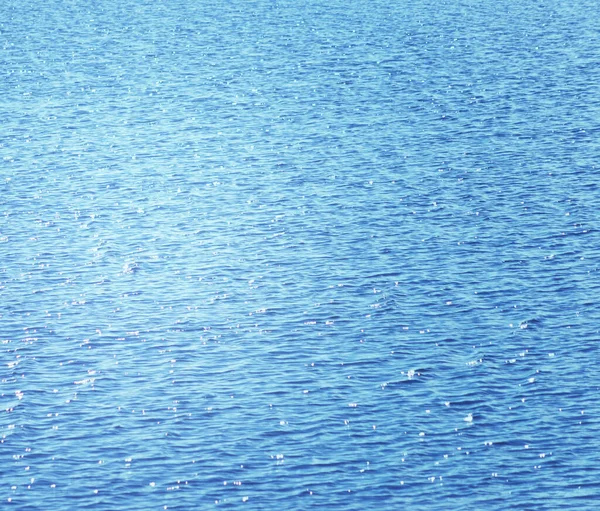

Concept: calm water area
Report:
left=1, top=0, right=600, bottom=509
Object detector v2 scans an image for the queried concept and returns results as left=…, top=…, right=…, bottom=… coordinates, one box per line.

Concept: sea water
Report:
left=1, top=0, right=600, bottom=509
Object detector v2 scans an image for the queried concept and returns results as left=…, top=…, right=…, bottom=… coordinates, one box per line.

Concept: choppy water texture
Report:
left=2, top=0, right=600, bottom=509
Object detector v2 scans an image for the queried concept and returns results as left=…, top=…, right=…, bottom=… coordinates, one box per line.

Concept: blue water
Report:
left=2, top=0, right=600, bottom=508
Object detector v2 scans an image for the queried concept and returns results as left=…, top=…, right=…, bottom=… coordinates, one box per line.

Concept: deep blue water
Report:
left=2, top=0, right=600, bottom=508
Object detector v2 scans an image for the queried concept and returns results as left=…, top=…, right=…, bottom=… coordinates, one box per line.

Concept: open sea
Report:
left=2, top=0, right=600, bottom=509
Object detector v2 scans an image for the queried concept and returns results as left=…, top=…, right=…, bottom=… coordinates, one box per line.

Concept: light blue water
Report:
left=2, top=0, right=600, bottom=509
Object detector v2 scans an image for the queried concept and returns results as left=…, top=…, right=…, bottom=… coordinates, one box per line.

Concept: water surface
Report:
left=2, top=0, right=600, bottom=509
